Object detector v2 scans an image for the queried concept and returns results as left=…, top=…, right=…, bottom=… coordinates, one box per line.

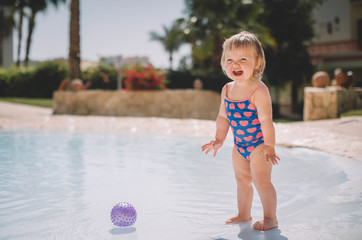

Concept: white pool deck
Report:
left=0, top=101, right=361, bottom=161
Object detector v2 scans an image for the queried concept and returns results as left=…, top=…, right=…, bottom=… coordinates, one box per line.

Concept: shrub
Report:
left=166, top=69, right=230, bottom=92
left=0, top=66, right=34, bottom=97
left=29, top=60, right=67, bottom=98
left=0, top=60, right=67, bottom=98
left=82, top=65, right=117, bottom=90
left=122, top=64, right=167, bottom=90
left=166, top=70, right=194, bottom=89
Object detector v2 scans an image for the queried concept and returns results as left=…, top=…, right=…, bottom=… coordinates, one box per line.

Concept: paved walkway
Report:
left=1, top=101, right=361, bottom=160
left=0, top=101, right=52, bottom=117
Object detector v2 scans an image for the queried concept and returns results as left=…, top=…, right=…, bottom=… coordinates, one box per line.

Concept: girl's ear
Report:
left=253, top=57, right=262, bottom=78
left=254, top=57, right=261, bottom=71
left=256, top=57, right=262, bottom=69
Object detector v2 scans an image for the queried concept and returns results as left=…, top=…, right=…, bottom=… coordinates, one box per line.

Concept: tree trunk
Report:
left=169, top=51, right=173, bottom=70
left=16, top=9, right=24, bottom=67
left=291, top=80, right=299, bottom=113
left=68, top=0, right=80, bottom=81
left=0, top=6, right=4, bottom=67
left=24, top=11, right=36, bottom=67
left=211, top=33, right=222, bottom=69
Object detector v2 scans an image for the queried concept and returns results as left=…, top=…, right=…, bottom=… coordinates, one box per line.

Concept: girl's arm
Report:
left=201, top=85, right=230, bottom=157
left=253, top=87, right=280, bottom=164
left=215, top=85, right=230, bottom=142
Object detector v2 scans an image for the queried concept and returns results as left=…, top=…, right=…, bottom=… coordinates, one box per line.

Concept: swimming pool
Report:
left=0, top=130, right=361, bottom=240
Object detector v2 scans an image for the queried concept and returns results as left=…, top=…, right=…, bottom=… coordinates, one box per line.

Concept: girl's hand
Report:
left=201, top=139, right=223, bottom=157
left=260, top=145, right=280, bottom=165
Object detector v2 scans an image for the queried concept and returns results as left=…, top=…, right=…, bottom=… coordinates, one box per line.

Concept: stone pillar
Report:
left=303, top=87, right=338, bottom=121
left=304, top=87, right=362, bottom=121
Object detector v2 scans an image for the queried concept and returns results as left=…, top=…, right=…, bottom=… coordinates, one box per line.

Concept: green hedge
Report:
left=82, top=65, right=117, bottom=90
left=0, top=62, right=230, bottom=98
left=0, top=67, right=33, bottom=97
left=166, top=69, right=230, bottom=92
left=0, top=60, right=67, bottom=98
left=0, top=63, right=123, bottom=98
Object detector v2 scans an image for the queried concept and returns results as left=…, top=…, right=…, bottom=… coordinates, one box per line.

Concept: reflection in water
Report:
left=109, top=226, right=136, bottom=234
left=237, top=222, right=288, bottom=240
left=65, top=134, right=86, bottom=212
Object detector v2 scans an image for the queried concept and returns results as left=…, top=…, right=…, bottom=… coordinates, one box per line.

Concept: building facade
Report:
left=308, top=0, right=362, bottom=84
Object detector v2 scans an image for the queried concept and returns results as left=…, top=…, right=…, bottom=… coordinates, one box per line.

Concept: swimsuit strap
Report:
left=225, top=83, right=266, bottom=101
left=247, top=84, right=266, bottom=100
left=225, top=82, right=231, bottom=98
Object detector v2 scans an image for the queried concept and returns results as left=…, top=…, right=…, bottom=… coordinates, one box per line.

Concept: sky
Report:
left=13, top=0, right=191, bottom=69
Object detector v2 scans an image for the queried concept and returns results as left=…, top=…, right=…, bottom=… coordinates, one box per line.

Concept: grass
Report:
left=0, top=97, right=53, bottom=108
left=274, top=118, right=299, bottom=123
left=341, top=109, right=362, bottom=117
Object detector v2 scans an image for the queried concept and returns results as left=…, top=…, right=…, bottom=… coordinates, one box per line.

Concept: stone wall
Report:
left=53, top=90, right=221, bottom=120
left=303, top=87, right=362, bottom=121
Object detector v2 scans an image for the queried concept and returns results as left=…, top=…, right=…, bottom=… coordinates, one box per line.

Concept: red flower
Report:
left=122, top=64, right=167, bottom=90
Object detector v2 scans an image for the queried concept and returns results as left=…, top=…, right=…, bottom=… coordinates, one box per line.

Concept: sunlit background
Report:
left=11, top=0, right=190, bottom=69
left=1, top=0, right=362, bottom=120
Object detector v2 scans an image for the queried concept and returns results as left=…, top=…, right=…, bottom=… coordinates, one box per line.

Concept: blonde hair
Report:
left=220, top=31, right=265, bottom=80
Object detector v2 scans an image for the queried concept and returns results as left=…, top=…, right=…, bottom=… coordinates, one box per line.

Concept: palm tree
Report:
left=24, top=0, right=46, bottom=66
left=24, top=0, right=65, bottom=67
left=150, top=22, right=184, bottom=70
left=15, top=0, right=27, bottom=66
left=68, top=0, right=80, bottom=80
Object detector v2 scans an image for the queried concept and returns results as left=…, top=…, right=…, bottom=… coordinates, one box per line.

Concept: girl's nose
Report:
left=232, top=61, right=240, bottom=68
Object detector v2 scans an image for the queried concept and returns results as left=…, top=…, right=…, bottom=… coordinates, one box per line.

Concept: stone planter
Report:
left=53, top=89, right=221, bottom=120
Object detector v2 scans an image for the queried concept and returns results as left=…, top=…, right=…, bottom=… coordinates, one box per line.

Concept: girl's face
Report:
left=224, top=46, right=260, bottom=83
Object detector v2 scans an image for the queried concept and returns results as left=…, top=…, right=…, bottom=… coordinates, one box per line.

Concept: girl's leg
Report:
left=250, top=143, right=278, bottom=231
left=226, top=147, right=253, bottom=224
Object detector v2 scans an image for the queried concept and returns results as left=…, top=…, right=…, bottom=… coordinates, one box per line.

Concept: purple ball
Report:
left=110, top=202, right=137, bottom=227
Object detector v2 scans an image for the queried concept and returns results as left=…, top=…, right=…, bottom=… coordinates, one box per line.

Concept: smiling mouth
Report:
left=233, top=70, right=243, bottom=76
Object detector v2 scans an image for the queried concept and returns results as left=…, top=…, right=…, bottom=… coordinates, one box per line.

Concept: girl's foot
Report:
left=226, top=215, right=252, bottom=224
left=253, top=217, right=278, bottom=231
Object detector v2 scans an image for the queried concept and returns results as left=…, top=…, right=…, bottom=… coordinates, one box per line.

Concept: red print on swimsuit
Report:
left=234, top=112, right=242, bottom=118
left=237, top=103, right=245, bottom=109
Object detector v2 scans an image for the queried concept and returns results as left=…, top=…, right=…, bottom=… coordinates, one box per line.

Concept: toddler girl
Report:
left=201, top=31, right=280, bottom=231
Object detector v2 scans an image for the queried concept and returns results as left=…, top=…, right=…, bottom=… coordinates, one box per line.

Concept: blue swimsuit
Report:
left=225, top=83, right=265, bottom=161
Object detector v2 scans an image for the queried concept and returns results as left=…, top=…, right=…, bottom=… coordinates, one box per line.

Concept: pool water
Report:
left=0, top=130, right=362, bottom=240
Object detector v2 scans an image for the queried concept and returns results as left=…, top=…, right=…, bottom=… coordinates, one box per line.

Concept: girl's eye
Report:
left=240, top=58, right=247, bottom=61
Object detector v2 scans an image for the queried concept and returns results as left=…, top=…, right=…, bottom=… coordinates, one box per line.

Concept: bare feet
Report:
left=253, top=217, right=278, bottom=231
left=226, top=215, right=252, bottom=224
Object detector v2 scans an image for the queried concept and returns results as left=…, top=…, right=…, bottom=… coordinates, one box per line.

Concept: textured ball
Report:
left=110, top=202, right=137, bottom=227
